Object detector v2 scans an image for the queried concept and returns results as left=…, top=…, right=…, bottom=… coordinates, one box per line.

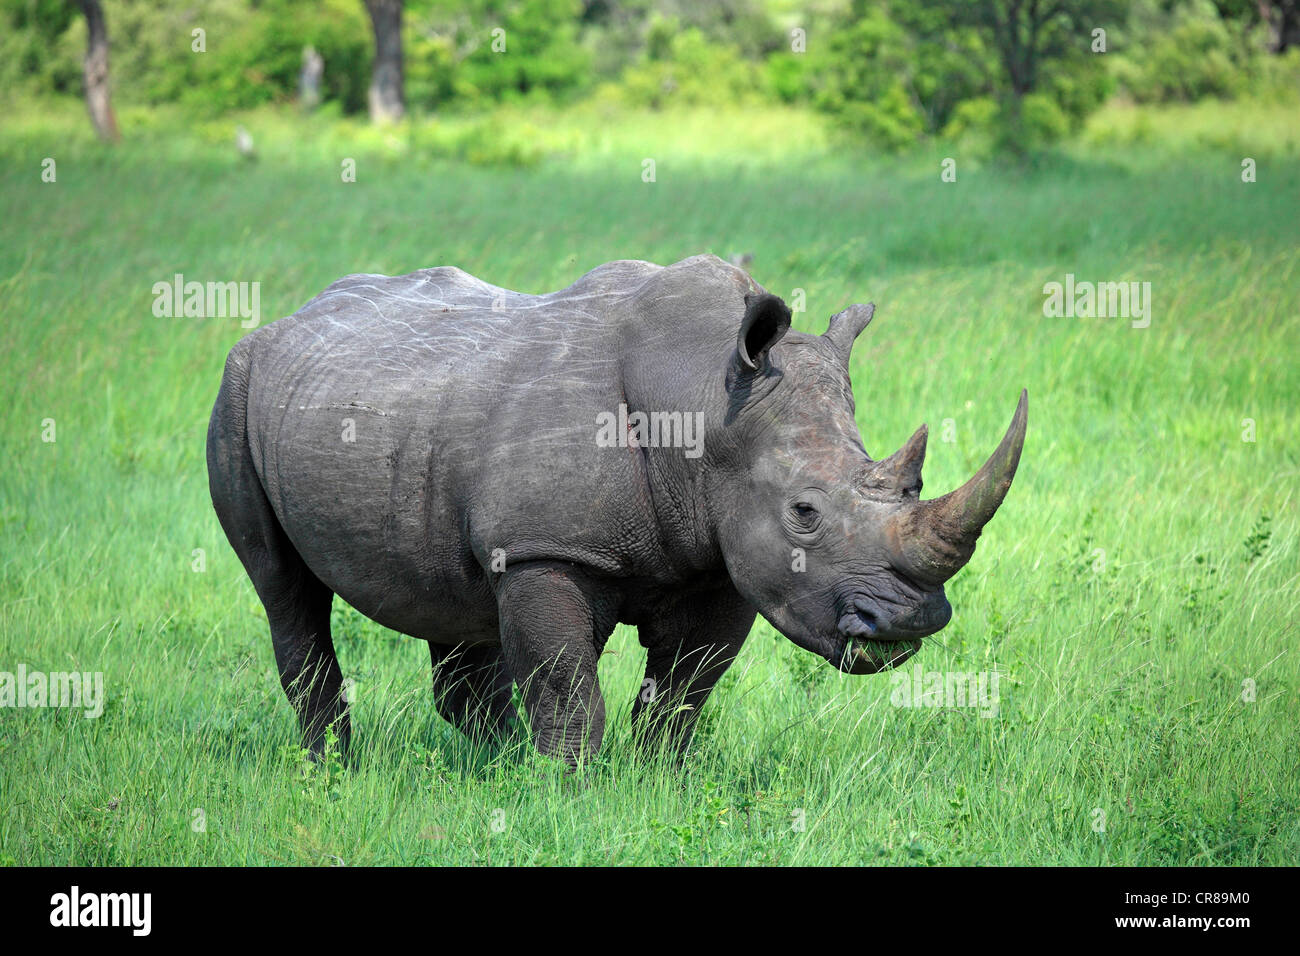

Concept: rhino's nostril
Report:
left=837, top=606, right=878, bottom=638
left=837, top=606, right=878, bottom=642
left=852, top=598, right=881, bottom=625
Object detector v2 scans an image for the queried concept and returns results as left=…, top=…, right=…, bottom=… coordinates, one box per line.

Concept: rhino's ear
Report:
left=737, top=292, right=792, bottom=372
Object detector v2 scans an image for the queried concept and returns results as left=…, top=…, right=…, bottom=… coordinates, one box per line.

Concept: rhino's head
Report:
left=711, top=292, right=1027, bottom=675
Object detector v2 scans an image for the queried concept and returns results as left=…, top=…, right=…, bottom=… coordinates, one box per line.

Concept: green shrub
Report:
left=182, top=0, right=371, bottom=115
left=405, top=29, right=463, bottom=112
left=457, top=0, right=590, bottom=103
left=1044, top=56, right=1113, bottom=130
left=35, top=0, right=370, bottom=116
left=1255, top=47, right=1300, bottom=101
left=812, top=9, right=926, bottom=150
left=1115, top=5, right=1255, bottom=103
left=1019, top=92, right=1072, bottom=145
left=765, top=51, right=811, bottom=104
left=0, top=0, right=80, bottom=96
left=941, top=95, right=999, bottom=140
left=615, top=20, right=760, bottom=110
left=890, top=3, right=998, bottom=134
left=828, top=84, right=926, bottom=152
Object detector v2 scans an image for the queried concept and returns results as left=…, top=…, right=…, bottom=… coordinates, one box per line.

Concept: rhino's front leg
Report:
left=632, top=584, right=757, bottom=757
left=495, top=561, right=614, bottom=767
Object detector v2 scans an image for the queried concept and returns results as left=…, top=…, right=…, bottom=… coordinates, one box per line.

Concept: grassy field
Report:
left=1, top=98, right=1297, bottom=865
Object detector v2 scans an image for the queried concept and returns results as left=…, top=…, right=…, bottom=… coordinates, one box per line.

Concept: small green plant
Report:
left=1242, top=513, right=1272, bottom=563
left=295, top=725, right=348, bottom=802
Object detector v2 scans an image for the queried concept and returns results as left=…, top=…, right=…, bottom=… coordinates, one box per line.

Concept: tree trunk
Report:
left=364, top=0, right=405, bottom=122
left=79, top=0, right=119, bottom=143
left=1273, top=0, right=1300, bottom=53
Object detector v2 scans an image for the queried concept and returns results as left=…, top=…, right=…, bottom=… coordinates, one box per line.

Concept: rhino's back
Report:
left=236, top=261, right=671, bottom=640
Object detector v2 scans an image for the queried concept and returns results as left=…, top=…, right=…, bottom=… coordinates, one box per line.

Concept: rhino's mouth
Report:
left=834, top=633, right=921, bottom=675
left=833, top=604, right=924, bottom=674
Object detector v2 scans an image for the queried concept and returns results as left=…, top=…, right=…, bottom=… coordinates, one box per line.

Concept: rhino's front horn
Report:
left=896, top=390, right=1028, bottom=582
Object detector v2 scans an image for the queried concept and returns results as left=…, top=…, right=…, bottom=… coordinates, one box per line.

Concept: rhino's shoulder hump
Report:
left=544, top=255, right=756, bottom=307
left=540, top=259, right=662, bottom=302
left=661, top=254, right=758, bottom=292
left=309, top=267, right=515, bottom=312
left=623, top=254, right=759, bottom=305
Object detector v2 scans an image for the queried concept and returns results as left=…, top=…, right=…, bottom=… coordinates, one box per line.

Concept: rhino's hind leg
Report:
left=207, top=353, right=350, bottom=760
left=262, top=570, right=347, bottom=759
left=429, top=641, right=516, bottom=744
left=494, top=562, right=615, bottom=768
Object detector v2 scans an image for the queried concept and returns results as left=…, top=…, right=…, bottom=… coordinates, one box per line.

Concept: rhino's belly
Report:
left=256, top=401, right=500, bottom=644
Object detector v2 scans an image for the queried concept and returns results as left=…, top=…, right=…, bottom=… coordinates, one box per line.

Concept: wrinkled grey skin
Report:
left=207, top=254, right=1026, bottom=765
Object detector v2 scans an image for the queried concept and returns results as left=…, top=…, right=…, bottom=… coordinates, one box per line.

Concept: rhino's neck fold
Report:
left=618, top=349, right=734, bottom=580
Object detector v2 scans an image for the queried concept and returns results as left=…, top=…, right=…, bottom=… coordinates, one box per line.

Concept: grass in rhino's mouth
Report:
left=842, top=636, right=922, bottom=672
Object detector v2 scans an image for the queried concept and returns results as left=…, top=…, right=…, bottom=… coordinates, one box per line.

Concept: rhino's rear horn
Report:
left=897, top=390, right=1028, bottom=582
left=824, top=303, right=875, bottom=366
left=858, top=423, right=927, bottom=496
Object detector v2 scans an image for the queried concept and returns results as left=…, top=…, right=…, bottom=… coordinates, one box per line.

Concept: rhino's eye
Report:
left=791, top=502, right=819, bottom=523
left=786, top=493, right=828, bottom=537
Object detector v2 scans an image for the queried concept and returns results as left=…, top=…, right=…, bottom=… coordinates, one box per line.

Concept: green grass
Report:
left=1, top=98, right=1297, bottom=865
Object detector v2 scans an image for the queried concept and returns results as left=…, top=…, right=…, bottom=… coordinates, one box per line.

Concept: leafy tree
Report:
left=1112, top=0, right=1270, bottom=104
left=0, top=0, right=78, bottom=92
left=617, top=17, right=759, bottom=109
left=808, top=0, right=1121, bottom=151
left=937, top=0, right=1124, bottom=127
left=813, top=8, right=927, bottom=149
left=1214, top=0, right=1300, bottom=53
left=889, top=2, right=999, bottom=132
left=472, top=0, right=589, bottom=99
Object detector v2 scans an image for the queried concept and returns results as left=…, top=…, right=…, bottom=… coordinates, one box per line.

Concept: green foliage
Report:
left=829, top=84, right=926, bottom=151
left=4, top=0, right=591, bottom=116
left=1242, top=514, right=1272, bottom=563
left=188, top=0, right=371, bottom=115
left=6, top=0, right=1295, bottom=153
left=889, top=1, right=999, bottom=133
left=941, top=95, right=1000, bottom=141
left=456, top=0, right=591, bottom=102
left=1016, top=92, right=1073, bottom=146
left=808, top=0, right=1115, bottom=151
left=404, top=24, right=463, bottom=110
left=812, top=8, right=925, bottom=150
left=586, top=0, right=779, bottom=62
left=764, top=49, right=811, bottom=104
left=614, top=19, right=760, bottom=110
left=0, top=0, right=79, bottom=94
left=1113, top=2, right=1256, bottom=103
left=1106, top=0, right=1300, bottom=106
left=18, top=0, right=372, bottom=116
left=1256, top=47, right=1300, bottom=99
